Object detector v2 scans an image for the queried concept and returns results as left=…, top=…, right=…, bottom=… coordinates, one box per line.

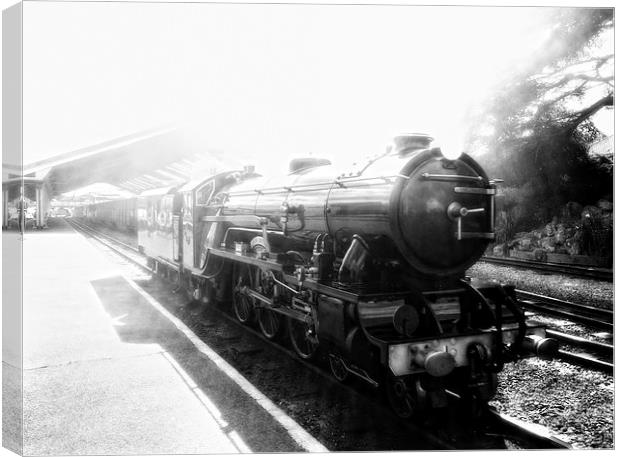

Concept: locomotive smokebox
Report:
left=389, top=146, right=495, bottom=276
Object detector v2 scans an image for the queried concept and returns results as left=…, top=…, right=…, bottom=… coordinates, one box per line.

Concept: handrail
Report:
left=224, top=174, right=408, bottom=197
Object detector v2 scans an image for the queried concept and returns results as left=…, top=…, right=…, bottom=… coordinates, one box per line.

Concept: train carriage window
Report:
left=196, top=181, right=215, bottom=205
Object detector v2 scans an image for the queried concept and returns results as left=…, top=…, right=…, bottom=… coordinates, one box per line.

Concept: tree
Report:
left=465, top=8, right=613, bottom=232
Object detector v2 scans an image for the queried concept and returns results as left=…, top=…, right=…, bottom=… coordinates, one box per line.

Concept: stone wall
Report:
left=491, top=199, right=613, bottom=266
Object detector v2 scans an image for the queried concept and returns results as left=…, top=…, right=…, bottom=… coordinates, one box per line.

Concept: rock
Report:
left=493, top=244, right=505, bottom=256
left=540, top=236, right=556, bottom=252
left=565, top=237, right=581, bottom=255
left=517, top=237, right=532, bottom=251
left=555, top=223, right=567, bottom=244
left=544, top=223, right=556, bottom=237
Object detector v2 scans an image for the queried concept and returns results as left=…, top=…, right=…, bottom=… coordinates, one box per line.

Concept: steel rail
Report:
left=67, top=219, right=146, bottom=267
left=557, top=349, right=614, bottom=373
left=69, top=218, right=141, bottom=253
left=516, top=290, right=613, bottom=332
left=485, top=406, right=572, bottom=449
left=545, top=329, right=613, bottom=355
left=442, top=390, right=572, bottom=449
left=481, top=256, right=612, bottom=282
left=543, top=329, right=614, bottom=373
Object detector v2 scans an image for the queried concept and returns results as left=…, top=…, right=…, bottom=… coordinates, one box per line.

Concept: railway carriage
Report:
left=77, top=198, right=137, bottom=232
left=131, top=133, right=557, bottom=417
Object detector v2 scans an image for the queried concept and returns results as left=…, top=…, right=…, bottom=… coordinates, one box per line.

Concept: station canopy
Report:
left=17, top=127, right=246, bottom=198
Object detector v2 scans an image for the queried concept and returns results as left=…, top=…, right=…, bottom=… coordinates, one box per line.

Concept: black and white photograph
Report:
left=1, top=0, right=615, bottom=454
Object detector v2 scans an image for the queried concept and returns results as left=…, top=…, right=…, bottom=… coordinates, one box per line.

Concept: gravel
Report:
left=491, top=358, right=614, bottom=449
left=467, top=261, right=613, bottom=310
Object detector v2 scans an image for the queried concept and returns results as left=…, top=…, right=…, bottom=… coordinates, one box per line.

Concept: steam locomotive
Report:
left=86, top=134, right=558, bottom=417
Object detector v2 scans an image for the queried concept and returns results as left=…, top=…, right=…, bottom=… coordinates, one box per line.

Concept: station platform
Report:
left=8, top=218, right=327, bottom=454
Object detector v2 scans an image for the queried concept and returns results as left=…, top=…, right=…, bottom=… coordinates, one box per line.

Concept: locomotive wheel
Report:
left=385, top=375, right=419, bottom=419
left=232, top=264, right=254, bottom=324
left=328, top=355, right=350, bottom=382
left=257, top=308, right=283, bottom=340
left=254, top=267, right=282, bottom=339
left=287, top=317, right=319, bottom=360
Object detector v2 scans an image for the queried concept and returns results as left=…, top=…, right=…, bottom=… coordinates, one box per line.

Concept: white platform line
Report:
left=163, top=351, right=255, bottom=453
left=123, top=275, right=329, bottom=453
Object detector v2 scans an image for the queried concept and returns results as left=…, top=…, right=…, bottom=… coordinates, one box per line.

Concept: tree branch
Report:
left=538, top=72, right=613, bottom=91
left=539, top=81, right=588, bottom=109
left=535, top=54, right=614, bottom=80
left=564, top=73, right=613, bottom=83
left=562, top=93, right=614, bottom=132
left=595, top=54, right=614, bottom=68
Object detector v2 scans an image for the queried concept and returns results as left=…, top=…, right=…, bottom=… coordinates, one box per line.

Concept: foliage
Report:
left=466, top=8, right=614, bottom=233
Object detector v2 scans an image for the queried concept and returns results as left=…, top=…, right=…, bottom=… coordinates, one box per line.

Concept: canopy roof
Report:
left=4, top=127, right=243, bottom=197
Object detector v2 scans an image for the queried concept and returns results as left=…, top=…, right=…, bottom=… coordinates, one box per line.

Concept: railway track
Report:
left=545, top=329, right=614, bottom=373
left=68, top=219, right=572, bottom=450
left=482, top=255, right=612, bottom=282
left=547, top=330, right=614, bottom=374
left=517, top=290, right=613, bottom=332
left=516, top=290, right=614, bottom=373
left=477, top=254, right=614, bottom=373
left=484, top=407, right=570, bottom=449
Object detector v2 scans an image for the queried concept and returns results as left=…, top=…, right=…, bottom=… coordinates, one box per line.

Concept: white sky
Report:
left=21, top=1, right=611, bottom=174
